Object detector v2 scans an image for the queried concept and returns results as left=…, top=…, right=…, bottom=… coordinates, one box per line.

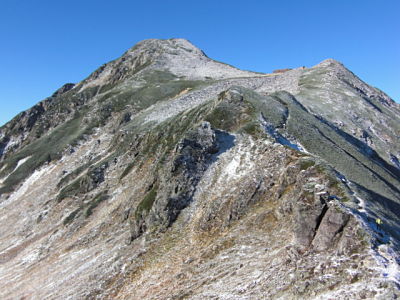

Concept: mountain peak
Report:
left=126, top=38, right=206, bottom=57
left=309, top=58, right=396, bottom=107
left=79, top=38, right=258, bottom=89
left=317, top=58, right=344, bottom=66
left=312, top=58, right=349, bottom=73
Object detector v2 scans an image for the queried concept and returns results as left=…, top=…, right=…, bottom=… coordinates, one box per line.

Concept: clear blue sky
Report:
left=0, top=0, right=399, bottom=126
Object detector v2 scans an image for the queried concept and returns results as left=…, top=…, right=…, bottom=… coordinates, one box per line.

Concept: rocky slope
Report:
left=0, top=38, right=399, bottom=299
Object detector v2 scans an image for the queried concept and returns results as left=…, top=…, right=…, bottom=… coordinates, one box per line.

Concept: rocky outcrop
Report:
left=131, top=122, right=219, bottom=239
left=312, top=206, right=350, bottom=251
left=0, top=136, right=9, bottom=158
left=0, top=83, right=78, bottom=161
left=51, top=83, right=75, bottom=97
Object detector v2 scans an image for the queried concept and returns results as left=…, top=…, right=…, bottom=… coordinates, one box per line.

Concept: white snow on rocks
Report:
left=0, top=164, right=56, bottom=208
left=0, top=156, right=31, bottom=186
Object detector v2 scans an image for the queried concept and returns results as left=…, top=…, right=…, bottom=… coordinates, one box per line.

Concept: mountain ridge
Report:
left=0, top=38, right=399, bottom=299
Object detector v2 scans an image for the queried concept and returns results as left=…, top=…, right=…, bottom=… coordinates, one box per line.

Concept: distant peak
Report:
left=315, top=58, right=345, bottom=68
left=312, top=58, right=351, bottom=75
left=126, top=38, right=205, bottom=57
left=310, top=58, right=396, bottom=107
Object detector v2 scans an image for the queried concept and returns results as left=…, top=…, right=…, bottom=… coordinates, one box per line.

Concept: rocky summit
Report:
left=0, top=38, right=399, bottom=299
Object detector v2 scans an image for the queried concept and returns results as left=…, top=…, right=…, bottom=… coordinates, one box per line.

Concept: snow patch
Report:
left=355, top=196, right=366, bottom=213
left=337, top=194, right=400, bottom=287
left=260, top=115, right=307, bottom=153
left=20, top=248, right=40, bottom=265
left=0, top=164, right=56, bottom=208
left=15, top=156, right=30, bottom=170
left=375, top=245, right=400, bottom=285
left=331, top=171, right=400, bottom=288
left=220, top=139, right=256, bottom=181
left=0, top=156, right=31, bottom=185
left=390, top=154, right=400, bottom=169
left=224, top=157, right=241, bottom=179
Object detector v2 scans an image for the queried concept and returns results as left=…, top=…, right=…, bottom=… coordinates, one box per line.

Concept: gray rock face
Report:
left=312, top=206, right=350, bottom=251
left=0, top=38, right=399, bottom=299
left=51, top=83, right=75, bottom=97
left=131, top=122, right=219, bottom=239
left=163, top=126, right=216, bottom=204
